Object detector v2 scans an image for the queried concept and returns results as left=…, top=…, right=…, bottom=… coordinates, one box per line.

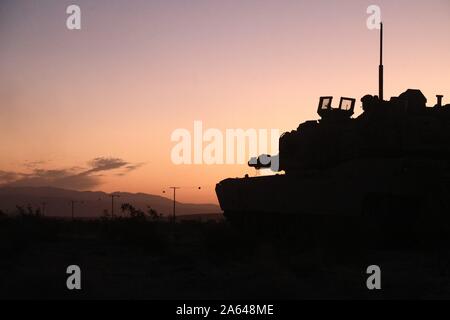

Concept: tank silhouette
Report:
left=215, top=24, right=450, bottom=229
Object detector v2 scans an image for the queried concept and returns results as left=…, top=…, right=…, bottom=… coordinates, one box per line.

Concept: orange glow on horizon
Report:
left=1, top=0, right=450, bottom=204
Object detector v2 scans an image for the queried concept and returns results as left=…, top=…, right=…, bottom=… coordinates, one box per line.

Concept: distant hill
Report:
left=0, top=186, right=222, bottom=218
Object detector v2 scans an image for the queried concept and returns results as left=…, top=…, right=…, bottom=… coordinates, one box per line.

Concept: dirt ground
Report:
left=1, top=216, right=449, bottom=299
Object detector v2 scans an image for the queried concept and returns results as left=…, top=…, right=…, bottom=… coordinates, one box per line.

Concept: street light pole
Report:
left=41, top=202, right=47, bottom=217
left=109, top=194, right=120, bottom=218
left=70, top=200, right=77, bottom=221
left=70, top=200, right=84, bottom=221
left=163, top=186, right=201, bottom=223
left=169, top=187, right=180, bottom=222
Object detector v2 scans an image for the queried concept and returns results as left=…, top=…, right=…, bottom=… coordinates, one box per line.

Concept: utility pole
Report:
left=163, top=186, right=201, bottom=223
left=70, top=200, right=83, bottom=221
left=109, top=194, right=120, bottom=218
left=41, top=202, right=47, bottom=217
left=169, top=187, right=180, bottom=223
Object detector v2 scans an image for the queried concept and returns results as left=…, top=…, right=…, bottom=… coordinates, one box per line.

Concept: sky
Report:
left=1, top=0, right=449, bottom=204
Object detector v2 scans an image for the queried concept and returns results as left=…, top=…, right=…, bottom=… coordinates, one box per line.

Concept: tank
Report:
left=215, top=25, right=450, bottom=232
left=216, top=90, right=450, bottom=225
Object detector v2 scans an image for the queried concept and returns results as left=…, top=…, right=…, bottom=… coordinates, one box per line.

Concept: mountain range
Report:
left=0, top=186, right=222, bottom=218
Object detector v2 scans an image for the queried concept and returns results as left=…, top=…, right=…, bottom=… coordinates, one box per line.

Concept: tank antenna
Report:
left=378, top=22, right=384, bottom=101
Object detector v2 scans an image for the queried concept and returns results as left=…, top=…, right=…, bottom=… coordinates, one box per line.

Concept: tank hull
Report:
left=216, top=157, right=450, bottom=224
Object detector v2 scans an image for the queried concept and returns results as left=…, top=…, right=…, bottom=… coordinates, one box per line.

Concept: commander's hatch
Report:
left=317, top=96, right=355, bottom=119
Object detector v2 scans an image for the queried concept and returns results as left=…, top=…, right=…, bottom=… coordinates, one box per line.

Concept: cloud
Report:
left=87, top=157, right=129, bottom=173
left=124, top=162, right=146, bottom=172
left=22, top=160, right=48, bottom=169
left=0, top=170, right=23, bottom=183
left=0, top=157, right=144, bottom=190
left=115, top=163, right=146, bottom=176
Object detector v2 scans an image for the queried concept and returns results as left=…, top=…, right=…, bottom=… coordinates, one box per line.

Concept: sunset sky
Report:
left=1, top=0, right=449, bottom=204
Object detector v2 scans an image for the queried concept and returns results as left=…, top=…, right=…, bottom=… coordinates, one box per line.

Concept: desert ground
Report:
left=1, top=212, right=449, bottom=299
